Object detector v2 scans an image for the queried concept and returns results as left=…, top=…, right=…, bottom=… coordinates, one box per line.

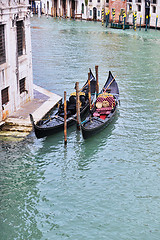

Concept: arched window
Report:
left=82, top=3, right=84, bottom=14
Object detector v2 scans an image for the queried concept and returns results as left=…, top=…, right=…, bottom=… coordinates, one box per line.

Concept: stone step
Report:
left=0, top=130, right=30, bottom=138
left=5, top=118, right=32, bottom=127
left=2, top=125, right=32, bottom=132
left=0, top=121, right=5, bottom=127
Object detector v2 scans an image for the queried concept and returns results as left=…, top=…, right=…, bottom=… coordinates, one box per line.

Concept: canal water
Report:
left=1, top=16, right=160, bottom=239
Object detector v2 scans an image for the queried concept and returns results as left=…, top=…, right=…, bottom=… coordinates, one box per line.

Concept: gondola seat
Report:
left=96, top=107, right=112, bottom=112
left=93, top=112, right=100, bottom=117
left=95, top=95, right=115, bottom=116
left=93, top=108, right=111, bottom=117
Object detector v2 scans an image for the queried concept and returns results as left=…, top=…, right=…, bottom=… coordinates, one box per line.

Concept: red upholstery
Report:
left=93, top=112, right=100, bottom=117
left=96, top=107, right=112, bottom=112
left=94, top=96, right=115, bottom=117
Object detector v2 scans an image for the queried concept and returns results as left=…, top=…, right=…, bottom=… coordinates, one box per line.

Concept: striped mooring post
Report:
left=106, top=11, right=110, bottom=27
left=145, top=15, right=148, bottom=31
left=108, top=10, right=110, bottom=25
left=123, top=12, right=126, bottom=30
left=102, top=8, right=104, bottom=26
left=149, top=14, right=151, bottom=28
left=134, top=11, right=137, bottom=31
left=112, top=8, right=115, bottom=23
left=139, top=15, right=142, bottom=31
left=106, top=12, right=108, bottom=27
left=119, top=13, right=121, bottom=24
left=156, top=15, right=158, bottom=30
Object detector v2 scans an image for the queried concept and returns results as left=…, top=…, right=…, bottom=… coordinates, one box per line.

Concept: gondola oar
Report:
left=76, top=82, right=81, bottom=130
left=88, top=72, right=93, bottom=122
left=88, top=72, right=92, bottom=112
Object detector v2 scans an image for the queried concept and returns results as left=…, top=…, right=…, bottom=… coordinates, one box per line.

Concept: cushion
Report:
left=96, top=102, right=103, bottom=108
left=102, top=101, right=109, bottom=108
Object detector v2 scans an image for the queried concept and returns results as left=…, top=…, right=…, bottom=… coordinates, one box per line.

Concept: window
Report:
left=1, top=87, right=9, bottom=105
left=0, top=25, right=6, bottom=65
left=82, top=3, right=84, bottom=14
left=16, top=21, right=25, bottom=56
left=90, top=10, right=92, bottom=16
left=19, top=78, right=26, bottom=94
left=98, top=11, right=100, bottom=17
left=152, top=6, right=156, bottom=13
left=106, top=0, right=109, bottom=3
left=97, top=0, right=100, bottom=2
left=137, top=5, right=141, bottom=11
left=47, top=1, right=49, bottom=10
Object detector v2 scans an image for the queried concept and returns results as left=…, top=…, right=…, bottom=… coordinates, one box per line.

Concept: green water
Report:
left=1, top=16, right=160, bottom=239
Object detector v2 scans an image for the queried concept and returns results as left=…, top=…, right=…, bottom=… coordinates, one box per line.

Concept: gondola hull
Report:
left=81, top=71, right=119, bottom=139
left=30, top=69, right=96, bottom=139
left=81, top=107, right=117, bottom=139
left=30, top=103, right=89, bottom=139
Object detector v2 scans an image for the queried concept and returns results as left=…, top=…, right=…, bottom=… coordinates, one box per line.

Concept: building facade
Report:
left=30, top=0, right=87, bottom=19
left=127, top=0, right=160, bottom=28
left=0, top=0, right=33, bottom=122
left=30, top=0, right=160, bottom=28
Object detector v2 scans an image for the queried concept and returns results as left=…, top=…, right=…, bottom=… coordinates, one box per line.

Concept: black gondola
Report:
left=30, top=69, right=96, bottom=139
left=81, top=71, right=119, bottom=139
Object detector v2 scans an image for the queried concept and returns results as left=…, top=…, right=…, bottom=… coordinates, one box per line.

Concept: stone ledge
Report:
left=0, top=84, right=62, bottom=138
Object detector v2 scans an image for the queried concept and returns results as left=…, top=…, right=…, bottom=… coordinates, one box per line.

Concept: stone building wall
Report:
left=0, top=0, right=33, bottom=121
left=109, top=0, right=127, bottom=23
left=127, top=0, right=160, bottom=28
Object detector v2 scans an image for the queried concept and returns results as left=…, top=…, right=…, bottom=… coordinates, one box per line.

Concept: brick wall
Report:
left=109, top=0, right=127, bottom=23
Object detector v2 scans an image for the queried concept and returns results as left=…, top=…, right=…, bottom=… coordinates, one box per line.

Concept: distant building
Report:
left=0, top=0, right=33, bottom=122
left=126, top=0, right=160, bottom=28
left=88, top=0, right=107, bottom=21
left=109, top=0, right=127, bottom=23
left=29, top=0, right=160, bottom=28
left=30, top=0, right=87, bottom=19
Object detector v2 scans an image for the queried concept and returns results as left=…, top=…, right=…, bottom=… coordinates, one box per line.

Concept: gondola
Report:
left=81, top=71, right=119, bottom=139
left=30, top=69, right=96, bottom=139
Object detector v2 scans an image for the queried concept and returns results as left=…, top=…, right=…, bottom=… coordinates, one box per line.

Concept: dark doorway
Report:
left=145, top=0, right=150, bottom=18
left=71, top=0, right=75, bottom=18
left=62, top=0, right=66, bottom=17
left=54, top=0, right=57, bottom=17
left=93, top=7, right=97, bottom=21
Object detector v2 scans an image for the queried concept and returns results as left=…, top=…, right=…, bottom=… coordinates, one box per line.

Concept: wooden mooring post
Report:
left=95, top=65, right=99, bottom=96
left=88, top=72, right=92, bottom=112
left=76, top=82, right=81, bottom=130
left=156, top=15, right=158, bottom=30
left=139, top=15, right=142, bottom=31
left=64, top=91, right=67, bottom=146
left=145, top=15, right=148, bottom=31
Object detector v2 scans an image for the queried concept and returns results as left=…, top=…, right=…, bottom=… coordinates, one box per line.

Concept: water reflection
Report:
left=77, top=113, right=119, bottom=170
